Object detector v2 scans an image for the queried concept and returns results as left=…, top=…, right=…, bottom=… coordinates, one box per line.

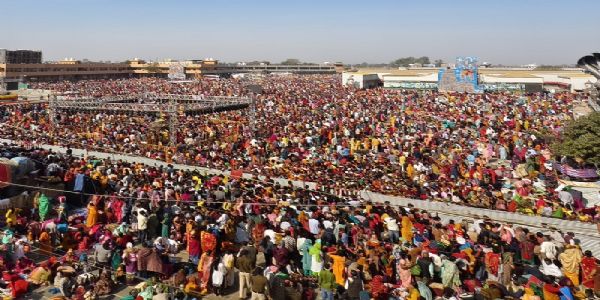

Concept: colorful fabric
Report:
left=201, top=231, right=216, bottom=252
left=38, top=194, right=50, bottom=221
left=581, top=256, right=597, bottom=289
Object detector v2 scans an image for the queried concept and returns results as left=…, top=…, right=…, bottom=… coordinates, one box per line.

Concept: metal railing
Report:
left=50, top=93, right=252, bottom=112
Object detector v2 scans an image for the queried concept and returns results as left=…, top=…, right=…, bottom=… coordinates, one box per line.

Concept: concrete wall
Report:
left=530, top=73, right=569, bottom=84
left=480, top=75, right=543, bottom=84
left=383, top=73, right=438, bottom=82
left=342, top=73, right=363, bottom=88
left=342, top=73, right=380, bottom=89
left=569, top=77, right=598, bottom=92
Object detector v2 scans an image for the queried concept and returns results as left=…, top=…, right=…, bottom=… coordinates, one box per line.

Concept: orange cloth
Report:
left=401, top=216, right=413, bottom=242
left=328, top=254, right=346, bottom=286
left=86, top=204, right=98, bottom=228
left=39, top=231, right=52, bottom=253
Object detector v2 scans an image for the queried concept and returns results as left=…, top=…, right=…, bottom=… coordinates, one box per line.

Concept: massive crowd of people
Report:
left=0, top=75, right=598, bottom=299
left=0, top=144, right=597, bottom=299
left=1, top=76, right=596, bottom=222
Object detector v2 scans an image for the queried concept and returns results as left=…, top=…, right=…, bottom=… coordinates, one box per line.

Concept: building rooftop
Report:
left=558, top=74, right=596, bottom=78
left=482, top=73, right=541, bottom=78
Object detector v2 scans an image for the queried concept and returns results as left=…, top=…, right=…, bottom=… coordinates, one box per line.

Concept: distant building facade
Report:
left=0, top=49, right=42, bottom=64
left=0, top=49, right=343, bottom=89
left=343, top=68, right=597, bottom=93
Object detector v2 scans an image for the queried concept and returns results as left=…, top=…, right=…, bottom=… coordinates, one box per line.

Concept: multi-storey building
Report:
left=0, top=49, right=343, bottom=90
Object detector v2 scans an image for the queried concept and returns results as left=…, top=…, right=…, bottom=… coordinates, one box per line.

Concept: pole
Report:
left=168, top=94, right=177, bottom=146
left=49, top=95, right=58, bottom=124
left=250, top=94, right=257, bottom=137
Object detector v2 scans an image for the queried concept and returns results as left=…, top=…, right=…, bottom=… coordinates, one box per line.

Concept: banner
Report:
left=168, top=63, right=186, bottom=80
left=438, top=57, right=482, bottom=93
left=384, top=81, right=437, bottom=89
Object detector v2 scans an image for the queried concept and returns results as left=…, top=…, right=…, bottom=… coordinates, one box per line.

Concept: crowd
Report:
left=0, top=76, right=595, bottom=223
left=0, top=144, right=597, bottom=300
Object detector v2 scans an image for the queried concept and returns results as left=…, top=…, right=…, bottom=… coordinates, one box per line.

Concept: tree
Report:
left=552, top=112, right=600, bottom=165
left=247, top=61, right=271, bottom=65
left=280, top=58, right=301, bottom=65
left=434, top=59, right=444, bottom=67
left=144, top=63, right=162, bottom=75
left=390, top=56, right=430, bottom=67
left=535, top=65, right=566, bottom=71
left=418, top=56, right=431, bottom=65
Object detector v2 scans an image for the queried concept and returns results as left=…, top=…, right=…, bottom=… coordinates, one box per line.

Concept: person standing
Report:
left=122, top=243, right=138, bottom=284
left=401, top=213, right=414, bottom=243
left=558, top=244, right=583, bottom=286
left=86, top=203, right=98, bottom=228
left=212, top=262, right=226, bottom=296
left=136, top=208, right=148, bottom=244
left=222, top=250, right=236, bottom=289
left=345, top=269, right=363, bottom=300
left=198, top=250, right=214, bottom=294
left=161, top=211, right=171, bottom=238
left=318, top=263, right=336, bottom=300
left=237, top=249, right=254, bottom=299
left=187, top=229, right=200, bottom=264
left=384, top=217, right=400, bottom=243
left=398, top=252, right=413, bottom=288
left=94, top=241, right=112, bottom=268
left=580, top=250, right=598, bottom=292
left=250, top=267, right=268, bottom=300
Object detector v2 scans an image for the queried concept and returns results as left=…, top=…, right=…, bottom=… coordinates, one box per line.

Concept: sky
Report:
left=1, top=0, right=600, bottom=65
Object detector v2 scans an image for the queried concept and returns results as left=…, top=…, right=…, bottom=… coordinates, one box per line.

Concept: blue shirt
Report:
left=74, top=173, right=85, bottom=192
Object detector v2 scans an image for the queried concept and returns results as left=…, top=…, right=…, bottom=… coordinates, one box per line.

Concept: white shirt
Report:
left=308, top=218, right=320, bottom=235
left=384, top=218, right=399, bottom=231
left=212, top=263, right=226, bottom=286
left=541, top=261, right=563, bottom=277
left=296, top=237, right=307, bottom=252
left=428, top=253, right=443, bottom=267
left=540, top=241, right=557, bottom=260
left=216, top=214, right=229, bottom=229
left=136, top=209, right=148, bottom=230
left=280, top=221, right=291, bottom=231
left=264, top=229, right=276, bottom=243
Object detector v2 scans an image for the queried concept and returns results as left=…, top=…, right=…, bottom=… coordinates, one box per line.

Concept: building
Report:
left=0, top=59, right=130, bottom=89
left=341, top=71, right=381, bottom=89
left=0, top=49, right=343, bottom=89
left=478, top=69, right=597, bottom=93
left=479, top=73, right=544, bottom=93
left=211, top=63, right=343, bottom=75
left=382, top=70, right=438, bottom=90
left=0, top=49, right=42, bottom=64
left=342, top=67, right=597, bottom=92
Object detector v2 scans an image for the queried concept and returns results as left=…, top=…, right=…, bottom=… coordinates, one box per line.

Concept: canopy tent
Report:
left=555, top=163, right=599, bottom=179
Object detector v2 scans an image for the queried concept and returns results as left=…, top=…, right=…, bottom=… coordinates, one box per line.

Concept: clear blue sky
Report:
left=2, top=0, right=599, bottom=65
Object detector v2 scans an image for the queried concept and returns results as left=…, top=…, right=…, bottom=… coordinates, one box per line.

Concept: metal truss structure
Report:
left=578, top=53, right=600, bottom=111
left=49, top=93, right=253, bottom=145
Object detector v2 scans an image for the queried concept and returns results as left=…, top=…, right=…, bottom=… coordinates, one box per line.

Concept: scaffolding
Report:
left=49, top=93, right=253, bottom=146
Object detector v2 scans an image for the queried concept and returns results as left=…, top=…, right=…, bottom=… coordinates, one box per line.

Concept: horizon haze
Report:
left=2, top=0, right=600, bottom=65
